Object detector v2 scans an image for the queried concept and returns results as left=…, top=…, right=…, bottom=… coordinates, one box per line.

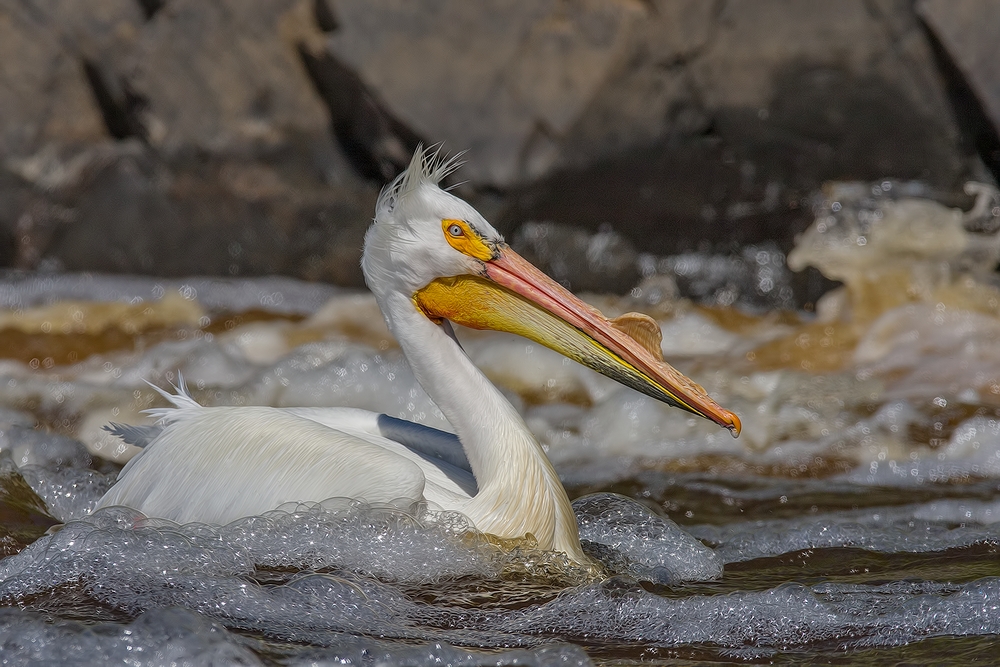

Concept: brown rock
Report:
left=0, top=3, right=111, bottom=158
left=117, top=0, right=330, bottom=153
left=327, top=0, right=644, bottom=186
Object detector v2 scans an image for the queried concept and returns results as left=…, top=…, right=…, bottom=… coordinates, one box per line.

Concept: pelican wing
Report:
left=286, top=408, right=471, bottom=473
left=98, top=405, right=474, bottom=525
left=284, top=407, right=475, bottom=497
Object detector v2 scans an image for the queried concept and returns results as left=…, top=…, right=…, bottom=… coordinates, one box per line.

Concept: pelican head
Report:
left=363, top=148, right=499, bottom=301
left=362, top=146, right=741, bottom=435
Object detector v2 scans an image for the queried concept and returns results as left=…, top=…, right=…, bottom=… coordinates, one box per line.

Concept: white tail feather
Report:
left=143, top=372, right=204, bottom=424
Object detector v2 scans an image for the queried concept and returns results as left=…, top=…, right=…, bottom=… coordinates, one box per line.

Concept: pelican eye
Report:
left=442, top=218, right=494, bottom=261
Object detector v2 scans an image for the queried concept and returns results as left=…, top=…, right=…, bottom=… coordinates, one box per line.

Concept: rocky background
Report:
left=1, top=0, right=998, bottom=305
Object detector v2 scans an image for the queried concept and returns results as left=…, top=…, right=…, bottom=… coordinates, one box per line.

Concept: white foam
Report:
left=573, top=493, right=722, bottom=583
left=4, top=501, right=999, bottom=656
left=0, top=273, right=339, bottom=314
left=18, top=465, right=115, bottom=522
left=0, top=607, right=263, bottom=666
left=493, top=576, right=1000, bottom=653
left=691, top=509, right=1000, bottom=564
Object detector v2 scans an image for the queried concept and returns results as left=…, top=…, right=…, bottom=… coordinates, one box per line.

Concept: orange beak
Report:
left=413, top=245, right=741, bottom=436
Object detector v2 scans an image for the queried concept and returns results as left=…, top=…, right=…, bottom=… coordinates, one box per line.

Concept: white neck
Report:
left=379, top=290, right=583, bottom=560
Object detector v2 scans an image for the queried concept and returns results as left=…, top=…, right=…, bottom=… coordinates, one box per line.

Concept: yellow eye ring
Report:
left=442, top=219, right=494, bottom=261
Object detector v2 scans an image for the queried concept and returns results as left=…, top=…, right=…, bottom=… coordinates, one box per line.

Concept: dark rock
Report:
left=0, top=454, right=58, bottom=556
left=661, top=243, right=797, bottom=312
left=297, top=46, right=423, bottom=183
left=504, top=55, right=972, bottom=260
left=557, top=0, right=718, bottom=167
left=328, top=0, right=973, bottom=191
left=0, top=0, right=384, bottom=284
left=34, top=142, right=375, bottom=285
left=0, top=423, right=92, bottom=470
left=918, top=0, right=1000, bottom=135
left=501, top=140, right=781, bottom=256
left=321, top=0, right=979, bottom=284
left=918, top=0, right=1000, bottom=181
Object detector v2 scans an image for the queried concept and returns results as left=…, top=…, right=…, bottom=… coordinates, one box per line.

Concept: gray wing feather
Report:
left=103, top=423, right=163, bottom=449
left=376, top=414, right=471, bottom=473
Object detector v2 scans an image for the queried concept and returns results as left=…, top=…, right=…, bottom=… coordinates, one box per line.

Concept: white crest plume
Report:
left=376, top=144, right=465, bottom=221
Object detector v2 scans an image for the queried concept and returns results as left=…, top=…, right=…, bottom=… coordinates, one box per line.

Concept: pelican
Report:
left=96, top=146, right=740, bottom=562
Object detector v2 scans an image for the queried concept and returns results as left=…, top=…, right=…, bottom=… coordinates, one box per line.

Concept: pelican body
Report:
left=96, top=147, right=740, bottom=562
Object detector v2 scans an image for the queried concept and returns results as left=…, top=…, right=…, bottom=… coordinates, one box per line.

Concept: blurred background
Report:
left=2, top=0, right=997, bottom=304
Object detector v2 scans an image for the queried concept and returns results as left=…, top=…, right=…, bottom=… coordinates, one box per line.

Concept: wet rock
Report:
left=331, top=0, right=971, bottom=192
left=1, top=1, right=379, bottom=284
left=0, top=454, right=58, bottom=556
left=298, top=46, right=423, bottom=183
left=0, top=424, right=92, bottom=470
left=661, top=242, right=797, bottom=312
left=558, top=0, right=716, bottom=164
left=502, top=0, right=975, bottom=267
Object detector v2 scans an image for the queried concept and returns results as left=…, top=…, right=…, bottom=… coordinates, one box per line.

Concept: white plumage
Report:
left=96, top=146, right=739, bottom=563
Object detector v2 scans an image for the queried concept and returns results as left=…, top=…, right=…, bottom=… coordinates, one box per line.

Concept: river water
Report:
left=0, top=182, right=999, bottom=665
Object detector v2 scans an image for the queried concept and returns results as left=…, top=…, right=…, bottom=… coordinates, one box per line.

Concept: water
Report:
left=1, top=182, right=1000, bottom=664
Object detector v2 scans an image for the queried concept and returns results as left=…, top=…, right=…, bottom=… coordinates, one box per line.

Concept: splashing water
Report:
left=0, top=182, right=1000, bottom=664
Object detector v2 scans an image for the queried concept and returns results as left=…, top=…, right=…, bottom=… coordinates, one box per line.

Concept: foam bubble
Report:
left=18, top=465, right=115, bottom=522
left=492, top=576, right=1000, bottom=651
left=0, top=607, right=263, bottom=666
left=691, top=510, right=1000, bottom=564
left=573, top=493, right=722, bottom=583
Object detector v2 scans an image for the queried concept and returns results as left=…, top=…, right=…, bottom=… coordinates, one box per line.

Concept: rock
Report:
left=38, top=141, right=376, bottom=285
left=0, top=425, right=92, bottom=470
left=681, top=0, right=965, bottom=184
left=0, top=0, right=990, bottom=292
left=506, top=0, right=973, bottom=264
left=0, top=454, right=58, bottom=555
left=919, top=0, right=1000, bottom=176
left=0, top=0, right=385, bottom=283
left=557, top=0, right=717, bottom=166
left=114, top=0, right=331, bottom=155
left=297, top=46, right=422, bottom=182
left=0, top=2, right=112, bottom=159
left=327, top=0, right=645, bottom=186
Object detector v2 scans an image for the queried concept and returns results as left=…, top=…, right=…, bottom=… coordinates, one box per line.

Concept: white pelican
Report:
left=96, top=146, right=740, bottom=562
